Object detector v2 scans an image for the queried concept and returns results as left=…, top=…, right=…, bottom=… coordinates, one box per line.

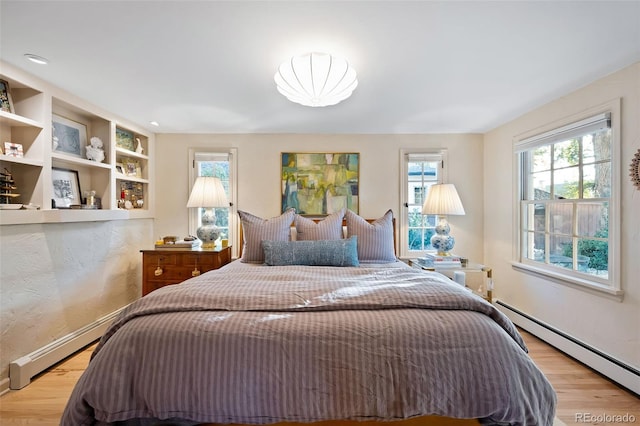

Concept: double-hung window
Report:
left=399, top=150, right=447, bottom=258
left=188, top=148, right=238, bottom=255
left=515, top=106, right=621, bottom=294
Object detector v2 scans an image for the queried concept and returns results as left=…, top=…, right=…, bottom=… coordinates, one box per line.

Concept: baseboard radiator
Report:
left=8, top=307, right=126, bottom=390
left=496, top=300, right=640, bottom=396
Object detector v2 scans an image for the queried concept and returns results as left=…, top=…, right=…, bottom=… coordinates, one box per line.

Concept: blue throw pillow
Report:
left=262, top=236, right=359, bottom=267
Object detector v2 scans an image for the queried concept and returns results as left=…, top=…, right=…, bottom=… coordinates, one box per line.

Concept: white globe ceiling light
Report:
left=274, top=52, right=358, bottom=107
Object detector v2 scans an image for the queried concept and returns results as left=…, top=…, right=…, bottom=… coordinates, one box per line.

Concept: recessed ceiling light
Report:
left=150, top=121, right=159, bottom=127
left=24, top=53, right=49, bottom=65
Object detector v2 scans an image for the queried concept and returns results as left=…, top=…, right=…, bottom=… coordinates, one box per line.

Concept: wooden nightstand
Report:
left=407, top=257, right=493, bottom=303
left=140, top=246, right=232, bottom=296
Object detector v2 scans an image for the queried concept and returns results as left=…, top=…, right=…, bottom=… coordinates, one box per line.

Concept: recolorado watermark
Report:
left=576, top=413, right=637, bottom=423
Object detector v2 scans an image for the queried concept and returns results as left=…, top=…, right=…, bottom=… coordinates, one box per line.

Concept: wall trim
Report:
left=495, top=299, right=639, bottom=396
left=8, top=306, right=127, bottom=390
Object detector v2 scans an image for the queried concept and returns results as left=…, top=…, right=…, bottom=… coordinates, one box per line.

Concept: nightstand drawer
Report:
left=141, top=246, right=232, bottom=296
left=143, top=253, right=178, bottom=266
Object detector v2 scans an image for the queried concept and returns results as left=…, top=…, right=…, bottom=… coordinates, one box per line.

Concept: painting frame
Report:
left=281, top=152, right=359, bottom=216
left=116, top=128, right=135, bottom=151
left=51, top=167, right=81, bottom=208
left=52, top=113, right=86, bottom=158
left=122, top=158, right=141, bottom=178
left=0, top=79, right=14, bottom=113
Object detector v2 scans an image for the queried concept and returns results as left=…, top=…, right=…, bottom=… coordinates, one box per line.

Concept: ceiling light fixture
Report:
left=24, top=53, right=49, bottom=65
left=274, top=52, right=358, bottom=107
left=150, top=121, right=159, bottom=127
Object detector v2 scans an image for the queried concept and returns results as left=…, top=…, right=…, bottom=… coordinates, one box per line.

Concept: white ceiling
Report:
left=1, top=1, right=639, bottom=134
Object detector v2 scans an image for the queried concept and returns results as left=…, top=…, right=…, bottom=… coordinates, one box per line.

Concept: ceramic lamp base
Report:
left=430, top=217, right=456, bottom=256
left=197, top=207, right=221, bottom=248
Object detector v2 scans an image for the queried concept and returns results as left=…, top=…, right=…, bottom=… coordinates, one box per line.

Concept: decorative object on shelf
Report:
left=281, top=152, right=359, bottom=215
left=85, top=137, right=105, bottom=162
left=51, top=167, right=81, bottom=208
left=422, top=183, right=466, bottom=256
left=3, top=142, right=23, bottom=158
left=135, top=137, right=144, bottom=154
left=52, top=114, right=86, bottom=158
left=116, top=128, right=135, bottom=151
left=187, top=176, right=230, bottom=249
left=274, top=52, right=358, bottom=107
left=115, top=163, right=124, bottom=174
left=118, top=181, right=144, bottom=209
left=630, top=148, right=640, bottom=190
left=1, top=168, right=21, bottom=207
left=122, top=158, right=141, bottom=178
left=52, top=124, right=59, bottom=151
left=0, top=79, right=14, bottom=113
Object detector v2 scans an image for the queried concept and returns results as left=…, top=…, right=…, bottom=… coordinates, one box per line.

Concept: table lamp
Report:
left=422, top=183, right=465, bottom=256
left=186, top=177, right=229, bottom=248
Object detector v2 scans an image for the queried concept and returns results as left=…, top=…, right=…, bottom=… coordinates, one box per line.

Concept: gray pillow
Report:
left=345, top=209, right=396, bottom=263
left=295, top=208, right=345, bottom=240
left=239, top=208, right=296, bottom=263
left=262, top=236, right=359, bottom=267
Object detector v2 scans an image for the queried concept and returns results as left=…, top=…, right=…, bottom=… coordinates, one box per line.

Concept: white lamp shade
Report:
left=422, top=183, right=465, bottom=216
left=186, top=177, right=229, bottom=208
left=274, top=52, right=358, bottom=107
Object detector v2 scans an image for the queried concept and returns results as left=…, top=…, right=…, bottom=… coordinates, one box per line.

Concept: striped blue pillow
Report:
left=262, top=236, right=359, bottom=267
left=295, top=208, right=345, bottom=240
left=345, top=209, right=396, bottom=263
left=239, top=208, right=296, bottom=263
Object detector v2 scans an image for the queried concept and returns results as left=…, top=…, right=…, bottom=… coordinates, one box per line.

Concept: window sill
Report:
left=511, top=261, right=624, bottom=302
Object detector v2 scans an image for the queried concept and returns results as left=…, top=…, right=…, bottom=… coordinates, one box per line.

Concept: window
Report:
left=515, top=108, right=621, bottom=294
left=189, top=149, right=238, bottom=255
left=399, top=151, right=446, bottom=258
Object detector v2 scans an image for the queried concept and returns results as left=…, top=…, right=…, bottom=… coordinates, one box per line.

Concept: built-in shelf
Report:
left=0, top=60, right=154, bottom=225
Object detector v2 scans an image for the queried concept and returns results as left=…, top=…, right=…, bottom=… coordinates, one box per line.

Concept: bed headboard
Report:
left=238, top=218, right=397, bottom=258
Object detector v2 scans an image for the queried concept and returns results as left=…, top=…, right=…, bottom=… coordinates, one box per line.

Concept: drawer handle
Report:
left=154, top=266, right=163, bottom=276
left=192, top=267, right=200, bottom=277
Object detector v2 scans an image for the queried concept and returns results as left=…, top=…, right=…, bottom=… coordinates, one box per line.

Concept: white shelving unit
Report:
left=0, top=61, right=154, bottom=225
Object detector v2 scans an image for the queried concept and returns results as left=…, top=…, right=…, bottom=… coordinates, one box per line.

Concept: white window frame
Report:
left=399, top=149, right=448, bottom=259
left=513, top=99, right=622, bottom=297
left=188, top=148, right=238, bottom=258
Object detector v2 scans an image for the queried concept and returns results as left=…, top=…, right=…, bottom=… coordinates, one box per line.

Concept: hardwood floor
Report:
left=0, top=329, right=637, bottom=425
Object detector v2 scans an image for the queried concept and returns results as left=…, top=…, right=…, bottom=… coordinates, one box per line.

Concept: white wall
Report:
left=0, top=219, right=153, bottom=385
left=484, top=62, right=640, bottom=368
left=154, top=133, right=485, bottom=261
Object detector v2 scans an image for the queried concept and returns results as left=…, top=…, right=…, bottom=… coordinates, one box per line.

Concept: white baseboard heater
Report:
left=495, top=300, right=639, bottom=396
left=9, top=307, right=126, bottom=390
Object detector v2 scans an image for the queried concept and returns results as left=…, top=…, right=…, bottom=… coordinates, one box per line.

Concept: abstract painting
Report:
left=281, top=152, right=359, bottom=215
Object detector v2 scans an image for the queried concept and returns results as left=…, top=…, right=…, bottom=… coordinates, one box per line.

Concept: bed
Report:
left=61, top=209, right=556, bottom=426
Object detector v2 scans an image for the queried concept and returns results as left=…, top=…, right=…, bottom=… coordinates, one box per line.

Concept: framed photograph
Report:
left=3, top=142, right=23, bottom=158
left=122, top=158, right=141, bottom=178
left=51, top=167, right=81, bottom=208
left=116, top=128, right=135, bottom=151
left=0, top=79, right=14, bottom=113
left=52, top=114, right=86, bottom=158
left=281, top=152, right=359, bottom=215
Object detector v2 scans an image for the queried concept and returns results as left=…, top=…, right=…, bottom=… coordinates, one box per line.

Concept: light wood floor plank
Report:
left=0, top=329, right=637, bottom=425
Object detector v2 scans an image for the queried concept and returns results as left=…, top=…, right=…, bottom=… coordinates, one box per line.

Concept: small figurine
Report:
left=135, top=137, right=144, bottom=154
left=86, top=136, right=105, bottom=162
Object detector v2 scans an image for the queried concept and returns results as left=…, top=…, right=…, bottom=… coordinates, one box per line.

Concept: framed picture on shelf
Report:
left=52, top=114, right=86, bottom=158
left=281, top=152, right=360, bottom=215
left=0, top=79, right=14, bottom=113
left=3, top=142, right=23, bottom=158
left=51, top=167, right=81, bottom=208
left=122, top=158, right=141, bottom=178
left=116, top=128, right=135, bottom=151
